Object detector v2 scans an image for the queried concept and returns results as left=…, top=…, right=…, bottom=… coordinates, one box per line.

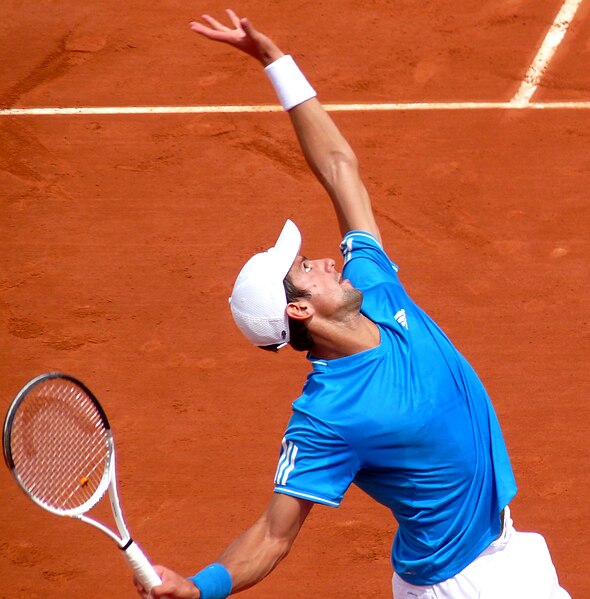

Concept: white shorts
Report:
left=393, top=507, right=571, bottom=599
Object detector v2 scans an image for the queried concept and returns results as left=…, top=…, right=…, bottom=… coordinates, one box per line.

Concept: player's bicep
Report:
left=263, top=493, right=314, bottom=547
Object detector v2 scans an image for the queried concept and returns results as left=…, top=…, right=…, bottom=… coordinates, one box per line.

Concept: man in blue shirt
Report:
left=271, top=228, right=517, bottom=586
left=135, top=9, right=570, bottom=599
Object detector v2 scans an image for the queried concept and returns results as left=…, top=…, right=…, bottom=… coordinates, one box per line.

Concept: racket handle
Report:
left=123, top=540, right=162, bottom=591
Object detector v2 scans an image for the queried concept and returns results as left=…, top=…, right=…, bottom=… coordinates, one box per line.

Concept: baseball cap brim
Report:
left=270, top=219, right=301, bottom=268
left=229, top=220, right=302, bottom=347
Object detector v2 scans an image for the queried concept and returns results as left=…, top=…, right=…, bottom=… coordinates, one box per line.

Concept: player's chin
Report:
left=343, top=286, right=363, bottom=309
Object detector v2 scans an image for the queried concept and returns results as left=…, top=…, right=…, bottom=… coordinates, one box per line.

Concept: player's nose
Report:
left=313, top=258, right=337, bottom=273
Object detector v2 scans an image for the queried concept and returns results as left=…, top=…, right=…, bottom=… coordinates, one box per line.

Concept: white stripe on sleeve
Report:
left=274, top=437, right=299, bottom=486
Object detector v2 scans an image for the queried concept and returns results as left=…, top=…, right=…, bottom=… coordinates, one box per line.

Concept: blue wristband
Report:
left=188, top=563, right=232, bottom=599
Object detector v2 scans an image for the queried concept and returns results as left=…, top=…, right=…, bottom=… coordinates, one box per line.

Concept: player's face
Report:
left=287, top=255, right=362, bottom=319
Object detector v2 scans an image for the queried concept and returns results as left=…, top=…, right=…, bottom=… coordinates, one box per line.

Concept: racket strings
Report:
left=10, top=380, right=110, bottom=512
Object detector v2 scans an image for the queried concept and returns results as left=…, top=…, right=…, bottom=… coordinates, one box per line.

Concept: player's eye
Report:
left=303, top=263, right=311, bottom=273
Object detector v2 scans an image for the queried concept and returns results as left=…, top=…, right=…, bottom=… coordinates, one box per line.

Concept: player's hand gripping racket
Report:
left=2, top=372, right=161, bottom=591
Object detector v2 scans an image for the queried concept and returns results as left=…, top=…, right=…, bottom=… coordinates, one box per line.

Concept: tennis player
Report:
left=135, top=10, right=570, bottom=599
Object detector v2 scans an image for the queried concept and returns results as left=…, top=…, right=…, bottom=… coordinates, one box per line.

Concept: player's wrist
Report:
left=257, top=44, right=284, bottom=67
left=188, top=563, right=232, bottom=599
left=264, top=55, right=317, bottom=111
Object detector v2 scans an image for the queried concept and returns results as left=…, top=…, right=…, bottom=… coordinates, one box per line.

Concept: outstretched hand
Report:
left=190, top=9, right=283, bottom=66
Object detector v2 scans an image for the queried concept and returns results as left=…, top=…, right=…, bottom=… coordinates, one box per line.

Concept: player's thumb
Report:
left=240, top=17, right=257, bottom=38
left=147, top=585, right=168, bottom=599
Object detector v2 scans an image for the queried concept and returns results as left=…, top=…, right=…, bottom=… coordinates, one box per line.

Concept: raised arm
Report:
left=287, top=99, right=381, bottom=242
left=190, top=10, right=381, bottom=242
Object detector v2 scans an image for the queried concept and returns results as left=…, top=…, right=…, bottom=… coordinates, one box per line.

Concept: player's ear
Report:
left=286, top=300, right=313, bottom=321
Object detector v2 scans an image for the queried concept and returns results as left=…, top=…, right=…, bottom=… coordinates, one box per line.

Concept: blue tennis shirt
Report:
left=273, top=231, right=517, bottom=585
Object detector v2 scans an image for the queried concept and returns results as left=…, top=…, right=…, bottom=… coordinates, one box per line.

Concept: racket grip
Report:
left=123, top=540, right=162, bottom=591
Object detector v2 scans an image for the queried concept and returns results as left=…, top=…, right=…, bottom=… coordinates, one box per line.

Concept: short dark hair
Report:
left=259, top=274, right=314, bottom=353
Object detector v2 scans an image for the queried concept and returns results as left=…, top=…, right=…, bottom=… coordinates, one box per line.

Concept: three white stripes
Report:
left=275, top=437, right=298, bottom=486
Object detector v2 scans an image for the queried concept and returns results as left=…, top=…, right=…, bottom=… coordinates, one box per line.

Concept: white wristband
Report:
left=264, top=55, right=317, bottom=111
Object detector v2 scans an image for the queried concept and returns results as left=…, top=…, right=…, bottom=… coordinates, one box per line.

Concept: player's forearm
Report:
left=217, top=518, right=292, bottom=593
left=288, top=99, right=381, bottom=240
left=289, top=97, right=356, bottom=178
left=289, top=98, right=360, bottom=199
left=263, top=54, right=380, bottom=239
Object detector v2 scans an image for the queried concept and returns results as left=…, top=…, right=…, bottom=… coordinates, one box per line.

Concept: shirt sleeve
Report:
left=340, top=230, right=402, bottom=292
left=273, top=411, right=360, bottom=507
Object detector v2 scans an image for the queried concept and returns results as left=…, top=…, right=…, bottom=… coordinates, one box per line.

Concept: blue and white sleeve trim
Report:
left=341, top=231, right=382, bottom=263
left=274, top=486, right=341, bottom=507
left=340, top=230, right=399, bottom=272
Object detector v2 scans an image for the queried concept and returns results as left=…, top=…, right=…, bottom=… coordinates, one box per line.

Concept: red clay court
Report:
left=1, top=1, right=589, bottom=597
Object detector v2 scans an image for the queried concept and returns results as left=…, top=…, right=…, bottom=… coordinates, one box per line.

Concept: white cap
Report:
left=229, top=220, right=302, bottom=347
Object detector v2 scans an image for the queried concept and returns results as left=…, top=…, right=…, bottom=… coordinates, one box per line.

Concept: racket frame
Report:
left=2, top=372, right=161, bottom=590
left=3, top=373, right=114, bottom=519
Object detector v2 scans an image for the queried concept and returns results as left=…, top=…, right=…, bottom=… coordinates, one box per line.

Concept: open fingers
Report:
left=189, top=9, right=269, bottom=60
left=200, top=13, right=232, bottom=31
left=189, top=17, right=233, bottom=42
left=189, top=11, right=248, bottom=43
left=225, top=8, right=243, bottom=29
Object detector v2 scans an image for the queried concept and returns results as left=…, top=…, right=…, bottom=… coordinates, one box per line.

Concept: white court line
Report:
left=0, top=2, right=585, bottom=117
left=1, top=101, right=590, bottom=116
left=512, top=0, right=584, bottom=104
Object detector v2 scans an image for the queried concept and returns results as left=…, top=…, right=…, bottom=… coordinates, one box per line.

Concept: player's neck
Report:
left=310, top=314, right=380, bottom=360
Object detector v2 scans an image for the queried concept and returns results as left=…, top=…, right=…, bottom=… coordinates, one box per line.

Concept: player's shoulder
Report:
left=340, top=230, right=399, bottom=280
left=341, top=229, right=382, bottom=252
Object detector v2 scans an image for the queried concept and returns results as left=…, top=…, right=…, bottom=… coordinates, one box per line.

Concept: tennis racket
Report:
left=2, top=372, right=161, bottom=592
